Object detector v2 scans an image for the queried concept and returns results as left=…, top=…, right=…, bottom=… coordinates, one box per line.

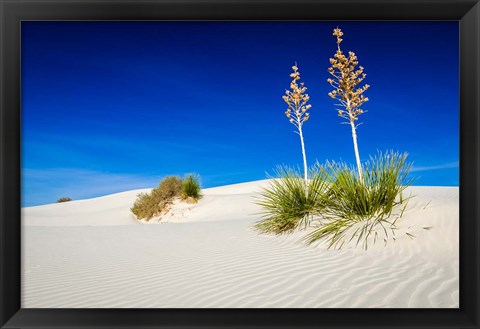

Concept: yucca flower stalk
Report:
left=283, top=63, right=312, bottom=183
left=327, top=27, right=370, bottom=182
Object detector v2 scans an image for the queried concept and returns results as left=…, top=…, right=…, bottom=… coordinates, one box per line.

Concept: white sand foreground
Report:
left=22, top=180, right=459, bottom=308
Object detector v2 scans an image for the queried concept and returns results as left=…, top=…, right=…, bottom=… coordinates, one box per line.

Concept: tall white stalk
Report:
left=298, top=123, right=308, bottom=183
left=350, top=119, right=363, bottom=181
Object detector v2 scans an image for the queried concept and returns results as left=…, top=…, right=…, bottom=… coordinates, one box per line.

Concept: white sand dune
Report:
left=22, top=180, right=459, bottom=308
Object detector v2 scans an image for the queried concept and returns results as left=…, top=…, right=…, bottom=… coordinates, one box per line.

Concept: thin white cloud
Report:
left=411, top=161, right=459, bottom=172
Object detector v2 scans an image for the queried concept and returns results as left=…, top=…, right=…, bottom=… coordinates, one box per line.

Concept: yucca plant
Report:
left=305, top=151, right=414, bottom=249
left=283, top=63, right=312, bottom=183
left=254, top=165, right=330, bottom=235
left=327, top=27, right=370, bottom=182
left=181, top=173, right=202, bottom=202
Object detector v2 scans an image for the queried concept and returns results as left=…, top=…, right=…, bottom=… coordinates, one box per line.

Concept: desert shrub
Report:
left=305, top=151, right=414, bottom=249
left=181, top=173, right=202, bottom=201
left=56, top=197, right=72, bottom=203
left=254, top=166, right=330, bottom=235
left=131, top=176, right=182, bottom=220
left=130, top=192, right=158, bottom=220
left=156, top=176, right=183, bottom=199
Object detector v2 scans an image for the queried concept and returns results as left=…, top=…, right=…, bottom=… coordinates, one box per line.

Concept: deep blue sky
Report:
left=22, top=21, right=459, bottom=206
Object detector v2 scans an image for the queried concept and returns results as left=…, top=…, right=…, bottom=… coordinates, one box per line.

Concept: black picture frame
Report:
left=1, top=0, right=479, bottom=328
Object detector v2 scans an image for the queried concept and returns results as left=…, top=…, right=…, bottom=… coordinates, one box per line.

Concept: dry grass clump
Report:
left=131, top=176, right=183, bottom=220
left=131, top=175, right=202, bottom=220
left=56, top=197, right=72, bottom=203
left=157, top=176, right=183, bottom=199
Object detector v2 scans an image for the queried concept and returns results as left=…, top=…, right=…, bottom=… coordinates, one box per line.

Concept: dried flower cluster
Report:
left=282, top=63, right=312, bottom=182
left=283, top=64, right=312, bottom=129
left=327, top=28, right=370, bottom=123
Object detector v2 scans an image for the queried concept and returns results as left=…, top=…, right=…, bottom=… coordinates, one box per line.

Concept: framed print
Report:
left=1, top=0, right=479, bottom=328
